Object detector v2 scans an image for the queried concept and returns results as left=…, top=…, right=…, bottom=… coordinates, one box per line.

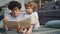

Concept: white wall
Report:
left=24, top=0, right=30, bottom=3
left=0, top=0, right=12, bottom=6
left=52, top=0, right=57, bottom=2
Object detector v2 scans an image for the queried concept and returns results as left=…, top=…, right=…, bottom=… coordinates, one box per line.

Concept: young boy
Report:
left=23, top=1, right=40, bottom=34
left=3, top=1, right=24, bottom=32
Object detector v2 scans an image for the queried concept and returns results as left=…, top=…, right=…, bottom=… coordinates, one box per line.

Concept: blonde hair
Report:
left=25, top=1, right=37, bottom=11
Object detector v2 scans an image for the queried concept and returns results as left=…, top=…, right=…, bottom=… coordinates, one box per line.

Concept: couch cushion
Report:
left=45, top=20, right=60, bottom=28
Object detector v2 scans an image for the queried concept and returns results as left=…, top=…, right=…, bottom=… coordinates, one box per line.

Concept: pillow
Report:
left=45, top=20, right=60, bottom=28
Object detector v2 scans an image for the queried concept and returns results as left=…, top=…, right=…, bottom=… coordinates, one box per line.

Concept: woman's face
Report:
left=12, top=7, right=20, bottom=17
left=26, top=7, right=33, bottom=14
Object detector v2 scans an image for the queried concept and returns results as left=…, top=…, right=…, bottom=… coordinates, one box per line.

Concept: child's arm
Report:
left=30, top=16, right=38, bottom=25
left=3, top=14, right=9, bottom=22
left=3, top=17, right=9, bottom=30
left=3, top=18, right=8, bottom=23
left=30, top=12, right=39, bottom=25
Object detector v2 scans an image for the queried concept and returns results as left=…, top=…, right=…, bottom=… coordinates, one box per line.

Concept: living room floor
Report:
left=0, top=25, right=60, bottom=34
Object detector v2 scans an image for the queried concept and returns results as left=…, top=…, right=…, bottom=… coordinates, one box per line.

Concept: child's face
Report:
left=26, top=7, right=33, bottom=14
left=12, top=7, right=20, bottom=17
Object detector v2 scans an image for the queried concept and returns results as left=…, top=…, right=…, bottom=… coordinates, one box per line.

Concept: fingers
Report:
left=17, top=26, right=23, bottom=32
left=3, top=18, right=9, bottom=22
left=20, top=26, right=23, bottom=30
left=26, top=30, right=32, bottom=34
left=22, top=28, right=27, bottom=34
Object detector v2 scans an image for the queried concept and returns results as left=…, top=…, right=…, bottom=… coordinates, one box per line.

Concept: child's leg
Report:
left=26, top=25, right=33, bottom=34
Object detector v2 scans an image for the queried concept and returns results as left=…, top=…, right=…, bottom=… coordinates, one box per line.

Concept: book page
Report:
left=4, top=17, right=31, bottom=29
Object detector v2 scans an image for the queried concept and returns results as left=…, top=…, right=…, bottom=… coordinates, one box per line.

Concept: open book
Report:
left=4, top=17, right=31, bottom=29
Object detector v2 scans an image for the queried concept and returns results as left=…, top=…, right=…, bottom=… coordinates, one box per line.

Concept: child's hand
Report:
left=17, top=26, right=24, bottom=32
left=20, top=26, right=23, bottom=30
left=3, top=18, right=9, bottom=23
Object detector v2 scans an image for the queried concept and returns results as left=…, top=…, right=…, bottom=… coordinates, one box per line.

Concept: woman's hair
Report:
left=8, top=1, right=21, bottom=10
left=25, top=1, right=38, bottom=11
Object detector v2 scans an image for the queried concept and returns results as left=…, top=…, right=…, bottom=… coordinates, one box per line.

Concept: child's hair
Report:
left=25, top=1, right=38, bottom=12
left=8, top=1, right=21, bottom=10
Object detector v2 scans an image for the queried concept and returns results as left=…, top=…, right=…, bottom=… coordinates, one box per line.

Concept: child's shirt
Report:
left=4, top=12, right=24, bottom=21
left=24, top=12, right=40, bottom=30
